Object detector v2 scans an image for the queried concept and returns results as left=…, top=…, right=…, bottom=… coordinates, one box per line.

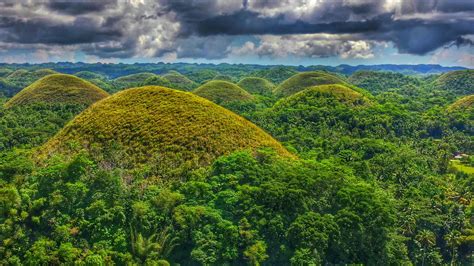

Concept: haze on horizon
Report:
left=0, top=0, right=473, bottom=67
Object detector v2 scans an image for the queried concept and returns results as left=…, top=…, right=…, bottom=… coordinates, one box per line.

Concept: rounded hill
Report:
left=274, top=84, right=371, bottom=109
left=433, top=70, right=474, bottom=96
left=5, top=74, right=109, bottom=108
left=194, top=80, right=254, bottom=104
left=238, top=77, right=275, bottom=95
left=274, top=71, right=349, bottom=97
left=39, top=86, right=292, bottom=171
left=162, top=72, right=198, bottom=91
left=113, top=72, right=157, bottom=89
left=447, top=95, right=473, bottom=112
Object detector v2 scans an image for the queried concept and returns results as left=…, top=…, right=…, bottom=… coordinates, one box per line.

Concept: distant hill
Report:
left=162, top=71, right=198, bottom=91
left=5, top=74, right=109, bottom=108
left=274, top=71, right=348, bottom=97
left=251, top=66, right=299, bottom=84
left=38, top=86, right=293, bottom=172
left=275, top=84, right=372, bottom=109
left=322, top=64, right=467, bottom=75
left=238, top=77, right=275, bottom=96
left=432, top=70, right=474, bottom=96
left=349, top=71, right=422, bottom=94
left=194, top=80, right=254, bottom=105
left=113, top=72, right=157, bottom=89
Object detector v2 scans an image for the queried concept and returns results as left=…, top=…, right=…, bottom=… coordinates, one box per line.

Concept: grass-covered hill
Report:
left=212, top=74, right=234, bottom=82
left=274, top=71, right=349, bottom=97
left=274, top=84, right=372, bottom=110
left=39, top=86, right=292, bottom=172
left=432, top=70, right=474, bottom=96
left=251, top=66, right=299, bottom=84
left=448, top=94, right=474, bottom=112
left=1, top=68, right=59, bottom=97
left=162, top=71, right=198, bottom=91
left=237, top=77, right=275, bottom=96
left=74, top=71, right=108, bottom=80
left=0, top=68, right=13, bottom=77
left=74, top=71, right=116, bottom=93
left=349, top=71, right=422, bottom=95
left=113, top=72, right=157, bottom=89
left=4, top=74, right=109, bottom=108
left=194, top=80, right=254, bottom=105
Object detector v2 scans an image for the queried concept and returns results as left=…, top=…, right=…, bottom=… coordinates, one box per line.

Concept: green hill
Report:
left=113, top=72, right=157, bottom=89
left=448, top=94, right=474, bottom=112
left=432, top=70, right=474, bottom=96
left=38, top=86, right=293, bottom=171
left=349, top=71, right=422, bottom=95
left=162, top=72, right=198, bottom=91
left=0, top=68, right=13, bottom=78
left=74, top=71, right=108, bottom=80
left=274, top=71, right=349, bottom=97
left=5, top=74, right=109, bottom=108
left=275, top=84, right=372, bottom=109
left=5, top=68, right=58, bottom=91
left=237, top=77, right=275, bottom=95
left=74, top=71, right=115, bottom=92
left=251, top=66, right=299, bottom=84
left=212, top=74, right=234, bottom=82
left=194, top=80, right=254, bottom=105
left=141, top=75, right=172, bottom=88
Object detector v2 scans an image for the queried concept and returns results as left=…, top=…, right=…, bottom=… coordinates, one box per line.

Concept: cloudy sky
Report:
left=0, top=0, right=473, bottom=66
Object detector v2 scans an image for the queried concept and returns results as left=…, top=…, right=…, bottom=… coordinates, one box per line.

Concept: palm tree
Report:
left=416, top=230, right=436, bottom=266
left=444, top=230, right=461, bottom=266
left=130, top=226, right=178, bottom=263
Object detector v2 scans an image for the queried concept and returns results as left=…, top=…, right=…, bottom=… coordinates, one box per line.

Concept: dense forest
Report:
left=0, top=63, right=472, bottom=265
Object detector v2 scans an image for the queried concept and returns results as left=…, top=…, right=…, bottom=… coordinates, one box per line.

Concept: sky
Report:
left=0, top=0, right=473, bottom=67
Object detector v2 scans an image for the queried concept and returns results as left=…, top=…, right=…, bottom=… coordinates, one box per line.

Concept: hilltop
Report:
left=5, top=74, right=109, bottom=108
left=238, top=77, right=275, bottom=96
left=39, top=86, right=292, bottom=172
left=162, top=71, right=198, bottom=91
left=251, top=66, right=298, bottom=84
left=432, top=70, right=474, bottom=96
left=275, top=84, right=371, bottom=109
left=274, top=71, right=348, bottom=97
left=113, top=72, right=157, bottom=89
left=194, top=80, right=254, bottom=105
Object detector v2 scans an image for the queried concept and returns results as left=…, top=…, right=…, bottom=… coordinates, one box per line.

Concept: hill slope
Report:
left=238, top=77, right=275, bottom=95
left=448, top=95, right=474, bottom=112
left=432, top=70, right=474, bottom=96
left=5, top=74, right=109, bottom=108
left=274, top=71, right=348, bottom=97
left=39, top=86, right=292, bottom=171
left=194, top=80, right=254, bottom=104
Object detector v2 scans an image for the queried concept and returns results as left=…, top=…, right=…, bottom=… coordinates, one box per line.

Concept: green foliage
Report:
left=5, top=74, right=109, bottom=108
left=0, top=67, right=472, bottom=265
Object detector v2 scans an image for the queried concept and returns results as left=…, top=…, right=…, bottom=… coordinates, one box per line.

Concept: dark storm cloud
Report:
left=0, top=16, right=122, bottom=45
left=47, top=0, right=118, bottom=15
left=0, top=0, right=473, bottom=60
